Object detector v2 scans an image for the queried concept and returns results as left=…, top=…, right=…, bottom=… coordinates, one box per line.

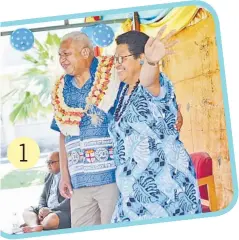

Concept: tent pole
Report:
left=133, top=12, right=140, bottom=31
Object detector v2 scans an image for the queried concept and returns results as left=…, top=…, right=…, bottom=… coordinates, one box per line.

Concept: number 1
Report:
left=20, top=144, right=27, bottom=162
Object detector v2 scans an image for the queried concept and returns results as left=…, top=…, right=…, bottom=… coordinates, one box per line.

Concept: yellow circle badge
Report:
left=7, top=137, right=40, bottom=169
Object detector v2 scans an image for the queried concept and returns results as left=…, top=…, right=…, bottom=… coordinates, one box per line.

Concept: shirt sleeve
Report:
left=50, top=118, right=60, bottom=132
left=140, top=72, right=178, bottom=119
left=142, top=72, right=176, bottom=104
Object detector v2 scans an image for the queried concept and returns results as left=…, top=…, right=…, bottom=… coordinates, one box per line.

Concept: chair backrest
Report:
left=190, top=152, right=213, bottom=200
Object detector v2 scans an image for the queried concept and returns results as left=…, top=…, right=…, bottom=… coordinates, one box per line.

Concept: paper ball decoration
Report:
left=92, top=24, right=114, bottom=47
left=81, top=26, right=97, bottom=47
left=81, top=26, right=95, bottom=39
left=10, top=28, right=34, bottom=51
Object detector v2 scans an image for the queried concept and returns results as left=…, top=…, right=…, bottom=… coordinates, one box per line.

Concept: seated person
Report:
left=21, top=152, right=71, bottom=233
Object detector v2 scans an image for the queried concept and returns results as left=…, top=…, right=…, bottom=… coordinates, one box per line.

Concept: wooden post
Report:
left=133, top=12, right=140, bottom=31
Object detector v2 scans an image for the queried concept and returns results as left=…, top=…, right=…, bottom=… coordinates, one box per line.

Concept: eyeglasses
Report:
left=114, top=54, right=140, bottom=65
left=46, top=160, right=59, bottom=166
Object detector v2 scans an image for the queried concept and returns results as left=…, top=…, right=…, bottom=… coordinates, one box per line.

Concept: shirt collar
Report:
left=65, top=57, right=98, bottom=85
left=89, top=57, right=98, bottom=79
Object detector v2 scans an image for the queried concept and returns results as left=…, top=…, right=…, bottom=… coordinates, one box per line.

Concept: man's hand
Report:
left=59, top=133, right=73, bottom=199
left=38, top=207, right=51, bottom=221
left=144, top=25, right=178, bottom=65
left=59, top=173, right=73, bottom=199
left=174, top=104, right=183, bottom=131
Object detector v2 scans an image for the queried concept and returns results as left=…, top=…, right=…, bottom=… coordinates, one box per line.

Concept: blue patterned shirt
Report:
left=51, top=57, right=124, bottom=189
left=109, top=73, right=202, bottom=222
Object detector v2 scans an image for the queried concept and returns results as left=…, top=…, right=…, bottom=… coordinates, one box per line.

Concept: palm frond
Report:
left=1, top=89, right=19, bottom=104
left=9, top=92, right=51, bottom=123
left=4, top=33, right=63, bottom=123
left=23, top=54, right=39, bottom=64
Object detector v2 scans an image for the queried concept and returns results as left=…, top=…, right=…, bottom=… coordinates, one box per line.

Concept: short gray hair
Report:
left=61, top=31, right=94, bottom=51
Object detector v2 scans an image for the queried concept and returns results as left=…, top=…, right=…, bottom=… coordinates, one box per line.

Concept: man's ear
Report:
left=81, top=48, right=91, bottom=59
left=140, top=53, right=145, bottom=61
left=139, top=53, right=145, bottom=65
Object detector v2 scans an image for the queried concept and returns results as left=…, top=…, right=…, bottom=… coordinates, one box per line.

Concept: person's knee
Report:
left=23, top=207, right=31, bottom=214
left=22, top=207, right=34, bottom=218
left=42, top=213, right=59, bottom=230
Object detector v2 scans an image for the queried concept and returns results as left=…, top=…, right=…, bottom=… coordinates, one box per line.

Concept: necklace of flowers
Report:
left=114, top=79, right=140, bottom=122
left=52, top=56, right=114, bottom=126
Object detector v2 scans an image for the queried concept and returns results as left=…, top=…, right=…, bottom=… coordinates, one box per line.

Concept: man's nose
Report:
left=60, top=55, right=67, bottom=63
left=114, top=61, right=121, bottom=69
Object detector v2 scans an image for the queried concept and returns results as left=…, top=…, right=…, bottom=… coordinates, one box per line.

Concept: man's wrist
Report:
left=61, top=169, right=70, bottom=177
left=145, top=59, right=159, bottom=66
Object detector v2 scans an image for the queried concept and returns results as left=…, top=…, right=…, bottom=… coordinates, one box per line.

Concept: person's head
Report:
left=59, top=31, right=94, bottom=76
left=46, top=152, right=60, bottom=174
left=114, top=31, right=149, bottom=84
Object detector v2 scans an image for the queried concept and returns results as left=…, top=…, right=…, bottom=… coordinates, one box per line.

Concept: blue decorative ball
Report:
left=10, top=28, right=34, bottom=51
left=81, top=26, right=95, bottom=39
left=81, top=26, right=96, bottom=47
left=92, top=24, right=114, bottom=47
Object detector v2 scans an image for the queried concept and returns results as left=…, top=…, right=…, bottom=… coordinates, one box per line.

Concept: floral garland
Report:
left=51, top=56, right=114, bottom=129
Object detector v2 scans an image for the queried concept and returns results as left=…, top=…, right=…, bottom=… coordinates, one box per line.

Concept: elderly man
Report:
left=51, top=31, right=183, bottom=227
left=51, top=32, right=120, bottom=227
left=21, top=152, right=71, bottom=233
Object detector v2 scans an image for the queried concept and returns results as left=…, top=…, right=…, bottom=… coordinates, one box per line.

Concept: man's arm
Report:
left=38, top=175, right=50, bottom=209
left=139, top=26, right=178, bottom=96
left=59, top=133, right=68, bottom=176
left=139, top=61, right=160, bottom=96
left=38, top=189, right=47, bottom=209
left=175, top=104, right=183, bottom=131
left=59, top=133, right=73, bottom=199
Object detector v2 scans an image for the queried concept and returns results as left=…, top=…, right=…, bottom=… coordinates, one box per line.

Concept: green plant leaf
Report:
left=34, top=39, right=46, bottom=53
left=46, top=33, right=61, bottom=47
left=23, top=54, right=39, bottom=64
left=1, top=89, right=19, bottom=104
left=23, top=68, right=47, bottom=77
left=4, top=33, right=62, bottom=123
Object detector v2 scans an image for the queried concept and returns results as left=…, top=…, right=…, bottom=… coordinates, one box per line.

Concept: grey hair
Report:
left=61, top=31, right=94, bottom=52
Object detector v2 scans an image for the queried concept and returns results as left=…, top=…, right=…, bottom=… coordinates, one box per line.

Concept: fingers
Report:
left=59, top=174, right=73, bottom=199
left=156, top=25, right=167, bottom=40
left=162, top=29, right=177, bottom=43
left=176, top=121, right=183, bottom=131
left=60, top=183, right=73, bottom=199
left=145, top=37, right=155, bottom=48
left=42, top=209, right=50, bottom=218
left=165, top=49, right=175, bottom=55
left=177, top=106, right=183, bottom=121
left=174, top=105, right=183, bottom=131
left=64, top=188, right=73, bottom=199
left=153, top=27, right=178, bottom=55
left=38, top=213, right=44, bottom=221
left=60, top=187, right=70, bottom=199
left=65, top=181, right=73, bottom=196
left=174, top=120, right=183, bottom=131
left=38, top=209, right=43, bottom=216
left=165, top=40, right=179, bottom=49
left=38, top=209, right=48, bottom=220
left=175, top=115, right=183, bottom=132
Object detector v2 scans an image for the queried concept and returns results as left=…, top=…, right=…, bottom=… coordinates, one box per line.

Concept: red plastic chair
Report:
left=190, top=152, right=217, bottom=212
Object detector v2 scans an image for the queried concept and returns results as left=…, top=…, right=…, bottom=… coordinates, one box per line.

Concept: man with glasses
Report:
left=50, top=31, right=183, bottom=227
left=21, top=152, right=71, bottom=233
